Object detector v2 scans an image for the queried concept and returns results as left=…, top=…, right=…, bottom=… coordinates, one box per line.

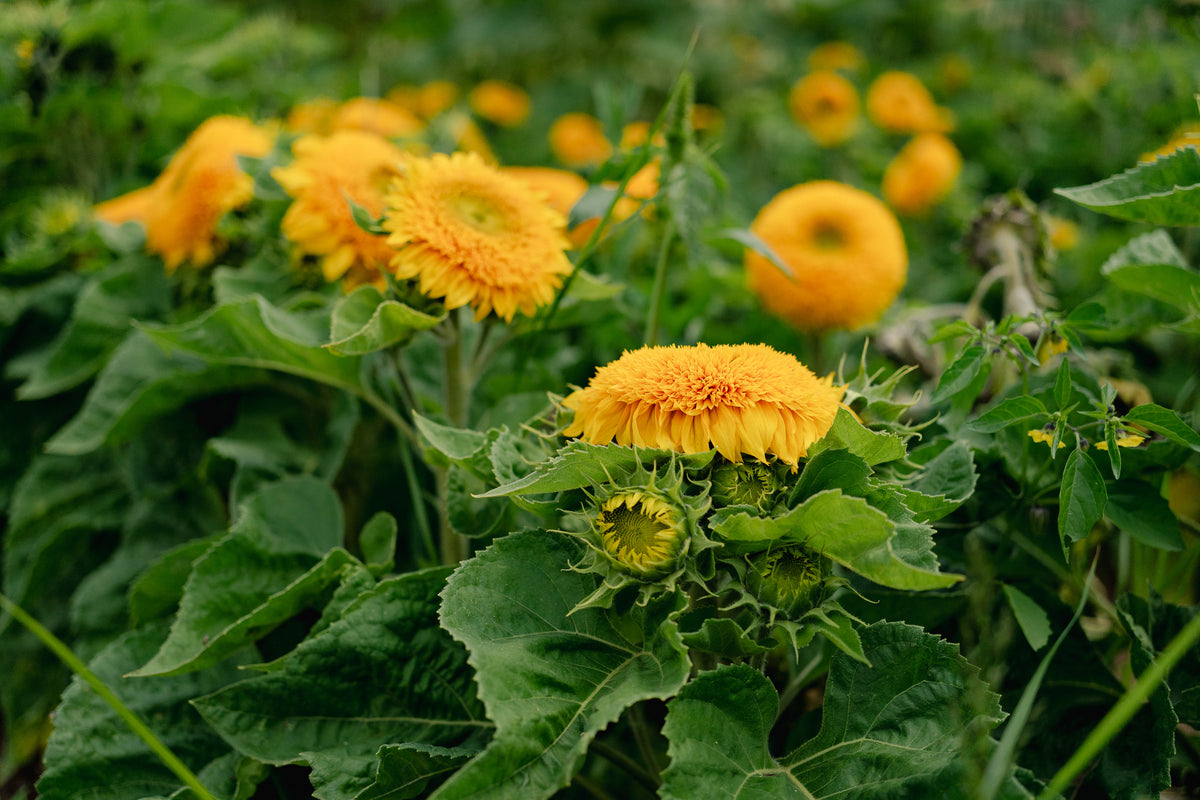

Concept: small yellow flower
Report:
left=1028, top=429, right=1065, bottom=450
left=468, top=80, right=531, bottom=127
left=745, top=180, right=907, bottom=332
left=382, top=151, right=573, bottom=321
left=16, top=38, right=36, bottom=67
left=882, top=132, right=962, bottom=216
left=549, top=112, right=613, bottom=168
left=1046, top=216, right=1080, bottom=251
left=596, top=491, right=687, bottom=577
left=788, top=71, right=860, bottom=147
left=1036, top=332, right=1069, bottom=363
left=563, top=343, right=844, bottom=467
left=1094, top=433, right=1145, bottom=451
left=866, top=71, right=954, bottom=134
left=806, top=41, right=864, bottom=73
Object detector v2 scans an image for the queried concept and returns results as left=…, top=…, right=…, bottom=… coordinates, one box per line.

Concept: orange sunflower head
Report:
left=272, top=130, right=406, bottom=288
left=789, top=70, right=861, bottom=147
left=562, top=343, right=844, bottom=467
left=285, top=98, right=339, bottom=135
left=332, top=97, right=424, bottom=139
left=142, top=115, right=275, bottom=271
left=468, top=80, right=531, bottom=127
left=549, top=112, right=613, bottom=168
left=866, top=71, right=954, bottom=134
left=882, top=132, right=962, bottom=216
left=744, top=180, right=907, bottom=332
left=94, top=185, right=158, bottom=226
left=807, top=41, right=864, bottom=72
left=382, top=151, right=573, bottom=322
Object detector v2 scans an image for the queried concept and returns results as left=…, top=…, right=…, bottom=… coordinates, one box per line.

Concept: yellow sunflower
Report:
left=272, top=130, right=406, bottom=288
left=596, top=491, right=687, bottom=577
left=140, top=115, right=275, bottom=271
left=468, top=80, right=531, bottom=127
left=332, top=97, right=424, bottom=139
left=382, top=151, right=573, bottom=322
left=1140, top=124, right=1200, bottom=162
left=789, top=70, right=861, bottom=147
left=502, top=166, right=591, bottom=247
left=388, top=80, right=460, bottom=119
left=549, top=112, right=613, bottom=168
left=285, top=98, right=339, bottom=135
left=94, top=185, right=158, bottom=226
left=807, top=41, right=864, bottom=72
left=866, top=71, right=954, bottom=134
left=562, top=343, right=844, bottom=466
left=882, top=132, right=962, bottom=216
left=744, top=180, right=907, bottom=332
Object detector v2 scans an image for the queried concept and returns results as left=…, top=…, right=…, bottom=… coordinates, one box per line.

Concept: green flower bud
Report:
left=747, top=545, right=825, bottom=618
left=711, top=462, right=778, bottom=509
left=596, top=491, right=687, bottom=578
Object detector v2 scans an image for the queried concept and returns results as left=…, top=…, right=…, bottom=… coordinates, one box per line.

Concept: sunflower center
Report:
left=446, top=192, right=510, bottom=235
left=811, top=219, right=847, bottom=250
left=601, top=504, right=668, bottom=558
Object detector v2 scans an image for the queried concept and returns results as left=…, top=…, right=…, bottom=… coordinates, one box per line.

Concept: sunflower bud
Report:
left=595, top=491, right=688, bottom=578
left=747, top=545, right=826, bottom=618
left=710, top=462, right=779, bottom=510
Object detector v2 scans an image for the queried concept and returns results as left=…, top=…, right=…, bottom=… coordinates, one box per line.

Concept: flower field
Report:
left=4, top=1, right=1200, bottom=798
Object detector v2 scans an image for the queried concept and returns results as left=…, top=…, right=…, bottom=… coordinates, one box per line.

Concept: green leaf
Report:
left=130, top=477, right=348, bottom=676
left=968, top=395, right=1049, bottom=433
left=661, top=622, right=1028, bottom=799
left=325, top=285, right=445, bottom=356
left=1001, top=583, right=1052, bottom=651
left=359, top=512, right=398, bottom=573
left=1099, top=229, right=1200, bottom=313
left=806, top=408, right=907, bottom=467
left=932, top=343, right=988, bottom=405
left=711, top=490, right=962, bottom=589
left=128, top=537, right=220, bottom=627
left=434, top=530, right=690, bottom=800
left=564, top=269, right=624, bottom=301
left=902, top=441, right=978, bottom=523
left=1105, top=481, right=1185, bottom=551
left=414, top=414, right=492, bottom=464
left=714, top=227, right=795, bottom=278
left=1122, top=403, right=1200, bottom=452
left=679, top=615, right=773, bottom=659
left=346, top=193, right=388, bottom=234
left=1104, top=421, right=1123, bottom=479
left=17, top=257, right=171, bottom=400
left=36, top=623, right=255, bottom=800
left=1118, top=592, right=1200, bottom=729
left=193, top=567, right=487, bottom=765
left=1055, top=147, right=1200, bottom=225
left=307, top=744, right=476, bottom=800
left=1058, top=450, right=1107, bottom=559
left=44, top=331, right=267, bottom=455
left=1054, top=356, right=1072, bottom=411
left=789, top=448, right=872, bottom=505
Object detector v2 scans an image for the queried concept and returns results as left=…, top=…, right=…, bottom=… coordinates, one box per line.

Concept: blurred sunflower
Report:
left=272, top=130, right=406, bottom=288
left=745, top=180, right=907, bottom=332
left=788, top=70, right=861, bottom=147
left=882, top=132, right=962, bottom=216
left=866, top=71, right=954, bottom=134
left=285, top=98, right=339, bottom=134
left=562, top=343, right=843, bottom=466
left=1140, top=124, right=1200, bottom=162
left=99, top=115, right=274, bottom=272
left=332, top=97, right=423, bottom=139
left=549, top=112, right=613, bottom=167
left=806, top=41, right=864, bottom=72
left=468, top=80, right=531, bottom=127
left=502, top=166, right=591, bottom=247
left=383, top=151, right=573, bottom=322
left=389, top=80, right=460, bottom=119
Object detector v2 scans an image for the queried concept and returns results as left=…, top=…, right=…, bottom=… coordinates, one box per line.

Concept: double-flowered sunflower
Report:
left=382, top=151, right=573, bottom=321
left=562, top=343, right=843, bottom=467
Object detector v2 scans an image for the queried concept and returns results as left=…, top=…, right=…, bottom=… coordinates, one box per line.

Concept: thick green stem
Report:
left=438, top=310, right=470, bottom=565
left=1039, top=607, right=1200, bottom=799
left=643, top=218, right=676, bottom=346
left=0, top=593, right=218, bottom=800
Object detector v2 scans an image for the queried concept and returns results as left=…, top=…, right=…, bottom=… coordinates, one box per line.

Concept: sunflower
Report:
left=468, top=80, right=531, bottom=127
left=595, top=491, right=687, bottom=577
left=881, top=132, right=962, bottom=216
left=272, top=130, right=406, bottom=287
left=94, top=185, right=158, bottom=226
left=285, top=98, right=339, bottom=134
left=139, top=115, right=275, bottom=271
left=1140, top=124, right=1200, bottom=162
left=332, top=97, right=423, bottom=139
left=789, top=70, right=861, bottom=147
left=807, top=41, right=864, bottom=72
left=549, top=112, right=613, bottom=167
left=744, top=180, right=907, bottom=332
left=562, top=343, right=844, bottom=466
left=502, top=166, right=591, bottom=247
left=388, top=80, right=460, bottom=119
left=382, top=151, right=573, bottom=322
left=866, top=71, right=954, bottom=134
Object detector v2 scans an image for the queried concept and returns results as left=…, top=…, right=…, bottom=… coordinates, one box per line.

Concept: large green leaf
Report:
left=1055, top=147, right=1200, bottom=225
left=44, top=331, right=267, bottom=455
left=806, top=408, right=907, bottom=467
left=17, top=256, right=171, bottom=400
left=661, top=622, right=1031, bottom=799
left=901, top=440, right=978, bottom=523
left=968, top=395, right=1049, bottom=434
left=306, top=744, right=476, bottom=800
left=131, top=477, right=348, bottom=677
left=710, top=490, right=962, bottom=590
left=1057, top=450, right=1107, bottom=558
left=931, top=343, right=990, bottom=406
left=192, top=567, right=488, bottom=766
left=433, top=530, right=691, bottom=799
left=36, top=623, right=256, bottom=800
left=1105, top=480, right=1185, bottom=551
left=1100, top=230, right=1200, bottom=314
left=325, top=285, right=445, bottom=356
left=1122, top=403, right=1200, bottom=452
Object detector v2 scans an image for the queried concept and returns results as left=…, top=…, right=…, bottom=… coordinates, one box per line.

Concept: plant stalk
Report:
left=643, top=218, right=676, bottom=346
left=438, top=310, right=470, bottom=564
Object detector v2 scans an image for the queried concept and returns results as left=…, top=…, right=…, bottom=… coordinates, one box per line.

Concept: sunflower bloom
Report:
left=866, top=71, right=954, bottom=134
left=332, top=97, right=423, bottom=139
left=272, top=130, right=406, bottom=287
left=503, top=166, right=591, bottom=247
left=389, top=81, right=460, bottom=119
left=596, top=491, right=687, bottom=577
left=562, top=343, right=844, bottom=466
left=1140, top=125, right=1200, bottom=162
left=94, top=185, right=158, bottom=226
left=285, top=98, right=339, bottom=134
left=141, top=115, right=274, bottom=271
left=882, top=132, right=962, bottom=216
left=807, top=41, right=864, bottom=72
left=789, top=70, right=861, bottom=146
left=549, top=112, right=613, bottom=168
left=383, top=151, right=573, bottom=321
left=745, top=180, right=907, bottom=332
left=468, top=80, right=531, bottom=127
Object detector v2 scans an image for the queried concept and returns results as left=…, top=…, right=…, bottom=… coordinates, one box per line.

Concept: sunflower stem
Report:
left=0, top=593, right=218, bottom=800
left=438, top=310, right=470, bottom=565
left=806, top=331, right=826, bottom=376
left=643, top=218, right=676, bottom=346
left=628, top=702, right=664, bottom=785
